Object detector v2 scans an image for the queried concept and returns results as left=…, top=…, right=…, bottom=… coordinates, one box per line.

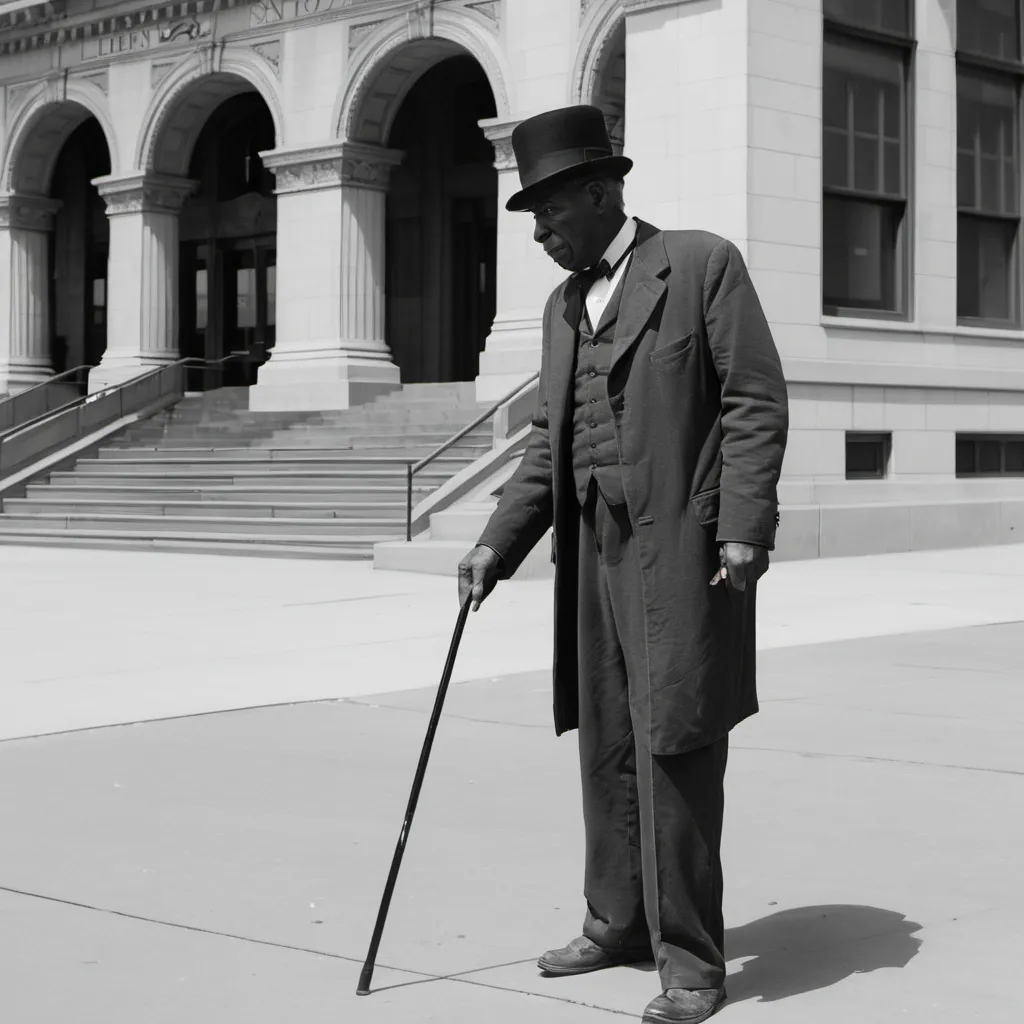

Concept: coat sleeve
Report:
left=702, top=238, right=789, bottom=550
left=476, top=290, right=558, bottom=578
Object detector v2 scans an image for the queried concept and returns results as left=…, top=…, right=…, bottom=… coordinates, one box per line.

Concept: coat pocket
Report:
left=650, top=330, right=695, bottom=367
left=690, top=486, right=720, bottom=527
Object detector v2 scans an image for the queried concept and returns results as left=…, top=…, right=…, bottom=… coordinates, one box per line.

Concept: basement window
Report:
left=956, top=434, right=1024, bottom=476
left=846, top=432, right=891, bottom=480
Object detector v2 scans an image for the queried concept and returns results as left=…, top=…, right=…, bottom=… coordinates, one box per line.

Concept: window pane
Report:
left=957, top=72, right=1018, bottom=214
left=978, top=439, right=1003, bottom=473
left=956, top=438, right=976, bottom=475
left=195, top=268, right=208, bottom=331
left=823, top=129, right=848, bottom=188
left=824, top=39, right=903, bottom=197
left=846, top=435, right=889, bottom=479
left=958, top=0, right=1020, bottom=61
left=1006, top=440, right=1024, bottom=472
left=237, top=267, right=256, bottom=329
left=824, top=0, right=910, bottom=34
left=884, top=141, right=901, bottom=194
left=824, top=195, right=902, bottom=310
left=957, top=214, right=1016, bottom=321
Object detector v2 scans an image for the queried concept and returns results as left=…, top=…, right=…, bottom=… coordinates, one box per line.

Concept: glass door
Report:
left=223, top=240, right=276, bottom=387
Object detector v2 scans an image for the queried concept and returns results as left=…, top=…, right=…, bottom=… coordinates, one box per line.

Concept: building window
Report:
left=846, top=432, right=892, bottom=479
left=957, top=2, right=1024, bottom=326
left=956, top=433, right=1024, bottom=475
left=822, top=1, right=914, bottom=318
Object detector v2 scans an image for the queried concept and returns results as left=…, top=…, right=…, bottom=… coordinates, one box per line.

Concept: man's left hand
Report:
left=710, top=542, right=769, bottom=591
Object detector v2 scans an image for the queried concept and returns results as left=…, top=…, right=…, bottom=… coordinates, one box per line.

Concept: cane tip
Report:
left=356, top=987, right=370, bottom=996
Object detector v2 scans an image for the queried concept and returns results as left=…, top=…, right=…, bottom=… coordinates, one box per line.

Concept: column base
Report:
left=475, top=313, right=543, bottom=403
left=89, top=355, right=177, bottom=394
left=0, top=357, right=52, bottom=395
left=249, top=343, right=401, bottom=412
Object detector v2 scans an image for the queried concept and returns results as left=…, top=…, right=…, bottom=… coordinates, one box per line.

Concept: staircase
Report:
left=0, top=383, right=493, bottom=559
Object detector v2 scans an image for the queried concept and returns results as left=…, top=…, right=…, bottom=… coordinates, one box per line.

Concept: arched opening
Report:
left=383, top=53, right=497, bottom=383
left=177, top=92, right=277, bottom=388
left=592, top=20, right=626, bottom=156
left=50, top=117, right=112, bottom=374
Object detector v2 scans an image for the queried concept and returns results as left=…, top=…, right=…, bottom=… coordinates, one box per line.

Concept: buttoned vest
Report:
left=571, top=277, right=627, bottom=506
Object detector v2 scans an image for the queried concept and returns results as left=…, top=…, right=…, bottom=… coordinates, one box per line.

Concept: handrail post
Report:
left=406, top=463, right=413, bottom=542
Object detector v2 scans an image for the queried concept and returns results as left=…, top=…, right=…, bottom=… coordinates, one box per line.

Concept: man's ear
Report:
left=585, top=179, right=607, bottom=210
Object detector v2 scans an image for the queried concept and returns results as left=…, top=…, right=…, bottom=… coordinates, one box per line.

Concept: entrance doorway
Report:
left=179, top=93, right=276, bottom=389
left=49, top=117, right=111, bottom=374
left=385, top=55, right=497, bottom=384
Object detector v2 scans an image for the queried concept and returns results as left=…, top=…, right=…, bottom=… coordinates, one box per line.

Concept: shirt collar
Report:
left=598, top=215, right=638, bottom=274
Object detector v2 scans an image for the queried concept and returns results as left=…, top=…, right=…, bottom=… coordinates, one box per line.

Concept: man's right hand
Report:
left=458, top=545, right=502, bottom=612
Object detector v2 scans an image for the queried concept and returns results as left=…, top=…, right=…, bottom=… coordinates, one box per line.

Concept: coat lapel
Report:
left=610, top=221, right=669, bottom=375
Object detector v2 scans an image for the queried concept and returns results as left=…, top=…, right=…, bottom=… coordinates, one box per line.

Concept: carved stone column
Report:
left=250, top=141, right=404, bottom=412
left=88, top=173, right=194, bottom=393
left=0, top=194, right=61, bottom=393
left=475, top=117, right=561, bottom=404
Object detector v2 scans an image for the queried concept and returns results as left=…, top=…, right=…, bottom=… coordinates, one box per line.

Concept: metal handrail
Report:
left=404, top=371, right=540, bottom=541
left=0, top=350, right=254, bottom=483
left=0, top=364, right=92, bottom=435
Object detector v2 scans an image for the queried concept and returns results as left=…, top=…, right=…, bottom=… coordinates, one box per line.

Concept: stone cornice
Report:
left=479, top=117, right=521, bottom=171
left=261, top=141, right=405, bottom=194
left=0, top=193, right=63, bottom=231
left=92, top=173, right=196, bottom=216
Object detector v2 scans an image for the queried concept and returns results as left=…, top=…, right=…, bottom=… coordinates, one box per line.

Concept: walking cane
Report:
left=356, top=594, right=473, bottom=996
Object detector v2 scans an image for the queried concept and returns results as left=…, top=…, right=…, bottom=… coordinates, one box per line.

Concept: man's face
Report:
left=529, top=182, right=607, bottom=273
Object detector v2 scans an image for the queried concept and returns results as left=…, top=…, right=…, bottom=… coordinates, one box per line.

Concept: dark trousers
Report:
left=577, top=484, right=729, bottom=991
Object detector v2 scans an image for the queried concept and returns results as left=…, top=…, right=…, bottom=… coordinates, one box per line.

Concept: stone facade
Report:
left=0, top=0, right=1023, bottom=545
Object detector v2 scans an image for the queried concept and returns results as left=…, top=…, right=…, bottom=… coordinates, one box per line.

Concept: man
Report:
left=458, top=106, right=788, bottom=1024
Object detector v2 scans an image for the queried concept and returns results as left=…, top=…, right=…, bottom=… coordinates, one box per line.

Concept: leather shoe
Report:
left=642, top=987, right=727, bottom=1024
left=537, top=935, right=651, bottom=976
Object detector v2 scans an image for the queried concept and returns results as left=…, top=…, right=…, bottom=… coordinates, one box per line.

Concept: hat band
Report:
left=520, top=146, right=613, bottom=189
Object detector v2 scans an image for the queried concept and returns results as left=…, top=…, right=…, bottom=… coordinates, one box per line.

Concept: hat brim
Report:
left=505, top=155, right=634, bottom=212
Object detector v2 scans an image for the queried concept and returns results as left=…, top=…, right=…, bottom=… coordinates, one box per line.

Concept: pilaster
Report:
left=0, top=194, right=62, bottom=394
left=475, top=116, right=560, bottom=403
left=88, top=173, right=195, bottom=393
left=249, top=142, right=404, bottom=412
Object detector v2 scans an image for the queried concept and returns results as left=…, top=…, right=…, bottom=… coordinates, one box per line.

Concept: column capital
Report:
left=91, top=173, right=196, bottom=217
left=260, top=141, right=405, bottom=195
left=479, top=117, right=522, bottom=171
left=0, top=193, right=62, bottom=232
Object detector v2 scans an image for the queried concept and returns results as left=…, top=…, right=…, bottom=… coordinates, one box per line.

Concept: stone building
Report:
left=0, top=0, right=1023, bottom=560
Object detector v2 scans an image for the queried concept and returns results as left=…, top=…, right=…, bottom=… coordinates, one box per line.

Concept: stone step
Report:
left=27, top=483, right=432, bottom=503
left=75, top=453, right=472, bottom=471
left=4, top=498, right=410, bottom=519
left=95, top=443, right=489, bottom=460
left=0, top=529, right=376, bottom=560
left=48, top=468, right=454, bottom=486
left=0, top=512, right=405, bottom=538
left=427, top=503, right=499, bottom=540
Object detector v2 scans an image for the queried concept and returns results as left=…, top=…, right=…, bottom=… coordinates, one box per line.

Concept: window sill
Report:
left=821, top=315, right=1024, bottom=341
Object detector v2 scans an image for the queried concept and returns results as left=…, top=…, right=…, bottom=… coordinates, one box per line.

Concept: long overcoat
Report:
left=478, top=222, right=789, bottom=755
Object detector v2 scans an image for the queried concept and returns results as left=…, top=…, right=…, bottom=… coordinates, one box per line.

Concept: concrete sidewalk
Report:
left=0, top=622, right=1020, bottom=1022
left=0, top=544, right=1021, bottom=1021
left=1, top=543, right=1024, bottom=739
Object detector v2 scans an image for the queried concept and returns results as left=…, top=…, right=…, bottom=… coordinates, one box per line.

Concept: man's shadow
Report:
left=717, top=905, right=923, bottom=1003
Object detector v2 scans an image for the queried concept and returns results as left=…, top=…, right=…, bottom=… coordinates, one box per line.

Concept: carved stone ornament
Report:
left=252, top=40, right=282, bottom=75
left=159, top=19, right=208, bottom=44
left=151, top=62, right=176, bottom=90
left=480, top=119, right=521, bottom=172
left=0, top=194, right=63, bottom=232
left=348, top=19, right=387, bottom=57
left=6, top=82, right=38, bottom=116
left=262, top=143, right=404, bottom=194
left=94, top=175, right=196, bottom=217
left=465, top=0, right=501, bottom=24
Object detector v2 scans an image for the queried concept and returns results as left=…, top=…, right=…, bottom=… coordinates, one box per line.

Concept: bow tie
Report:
left=576, top=259, right=613, bottom=289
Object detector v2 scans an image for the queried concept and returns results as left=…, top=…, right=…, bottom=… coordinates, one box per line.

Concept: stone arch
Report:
left=571, top=0, right=627, bottom=151
left=335, top=9, right=514, bottom=144
left=135, top=47, right=284, bottom=176
left=2, top=77, right=118, bottom=194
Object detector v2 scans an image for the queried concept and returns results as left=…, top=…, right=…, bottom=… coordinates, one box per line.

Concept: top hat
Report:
left=505, top=105, right=633, bottom=212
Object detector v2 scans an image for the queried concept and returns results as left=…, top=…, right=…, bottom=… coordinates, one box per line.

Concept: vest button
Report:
left=590, top=421, right=597, bottom=428
left=589, top=370, right=596, bottom=377
left=591, top=442, right=597, bottom=449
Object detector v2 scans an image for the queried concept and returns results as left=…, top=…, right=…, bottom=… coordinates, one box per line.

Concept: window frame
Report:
left=956, top=432, right=1024, bottom=476
left=845, top=431, right=893, bottom=480
left=956, top=5, right=1024, bottom=329
left=822, top=6, right=916, bottom=321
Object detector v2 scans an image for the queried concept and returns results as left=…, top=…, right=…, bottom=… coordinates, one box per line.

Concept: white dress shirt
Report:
left=585, top=215, right=638, bottom=331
